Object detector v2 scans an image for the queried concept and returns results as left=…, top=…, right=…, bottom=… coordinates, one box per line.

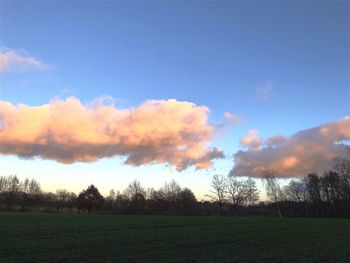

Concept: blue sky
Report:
left=0, top=1, right=349, bottom=198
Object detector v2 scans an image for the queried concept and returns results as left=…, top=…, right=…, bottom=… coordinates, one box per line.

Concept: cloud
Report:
left=254, top=80, right=273, bottom=101
left=214, top=112, right=243, bottom=138
left=0, top=97, right=224, bottom=171
left=0, top=47, right=47, bottom=73
left=230, top=117, right=350, bottom=178
left=223, top=112, right=242, bottom=125
left=240, top=129, right=262, bottom=151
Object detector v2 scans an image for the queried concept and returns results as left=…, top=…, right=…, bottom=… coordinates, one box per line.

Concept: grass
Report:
left=0, top=213, right=349, bottom=262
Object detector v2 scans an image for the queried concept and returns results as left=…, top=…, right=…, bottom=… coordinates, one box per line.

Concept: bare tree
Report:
left=20, top=178, right=30, bottom=211
left=304, top=173, right=322, bottom=204
left=0, top=176, right=8, bottom=208
left=225, top=176, right=245, bottom=214
left=331, top=158, right=350, bottom=201
left=242, top=178, right=260, bottom=206
left=161, top=180, right=181, bottom=202
left=4, top=175, right=21, bottom=211
left=206, top=175, right=227, bottom=214
left=283, top=180, right=307, bottom=203
left=147, top=187, right=167, bottom=213
left=263, top=170, right=283, bottom=218
left=27, top=179, right=41, bottom=210
left=320, top=171, right=342, bottom=204
left=124, top=180, right=146, bottom=199
left=0, top=176, right=6, bottom=193
left=124, top=180, right=146, bottom=213
left=105, top=189, right=116, bottom=213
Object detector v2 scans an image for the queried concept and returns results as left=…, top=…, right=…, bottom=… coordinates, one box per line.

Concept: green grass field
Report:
left=0, top=213, right=349, bottom=263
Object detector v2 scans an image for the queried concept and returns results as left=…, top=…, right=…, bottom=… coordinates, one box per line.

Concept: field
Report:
left=0, top=213, right=349, bottom=263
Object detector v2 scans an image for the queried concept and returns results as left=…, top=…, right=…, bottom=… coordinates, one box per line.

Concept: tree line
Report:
left=263, top=157, right=350, bottom=218
left=207, top=158, right=350, bottom=217
left=0, top=177, right=198, bottom=215
left=0, top=158, right=349, bottom=217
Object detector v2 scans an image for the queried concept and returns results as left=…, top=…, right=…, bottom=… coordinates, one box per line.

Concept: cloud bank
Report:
left=230, top=117, right=350, bottom=178
left=0, top=48, right=46, bottom=72
left=0, top=97, right=223, bottom=170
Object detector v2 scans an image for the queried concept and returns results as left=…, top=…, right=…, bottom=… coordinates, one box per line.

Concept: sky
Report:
left=0, top=1, right=349, bottom=199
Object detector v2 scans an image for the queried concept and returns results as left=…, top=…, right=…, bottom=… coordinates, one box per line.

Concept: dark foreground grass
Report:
left=0, top=213, right=349, bottom=263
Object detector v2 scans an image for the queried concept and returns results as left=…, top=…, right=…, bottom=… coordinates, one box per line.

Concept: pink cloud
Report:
left=231, top=117, right=350, bottom=178
left=0, top=97, right=223, bottom=171
left=240, top=129, right=262, bottom=151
